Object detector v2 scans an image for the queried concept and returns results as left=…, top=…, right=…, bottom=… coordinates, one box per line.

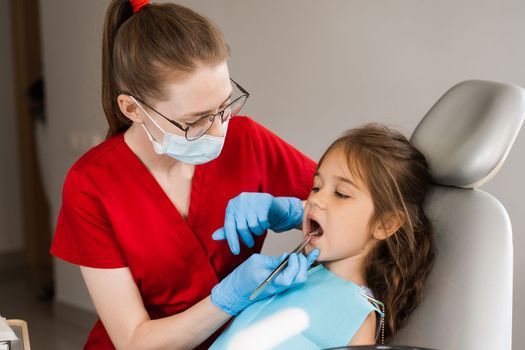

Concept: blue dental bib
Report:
left=211, top=264, right=382, bottom=349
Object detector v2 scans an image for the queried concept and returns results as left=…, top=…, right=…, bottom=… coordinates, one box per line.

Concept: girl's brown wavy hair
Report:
left=102, top=0, right=230, bottom=137
left=319, top=123, right=436, bottom=343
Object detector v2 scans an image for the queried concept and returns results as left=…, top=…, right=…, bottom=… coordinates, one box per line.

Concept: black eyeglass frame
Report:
left=122, top=78, right=249, bottom=141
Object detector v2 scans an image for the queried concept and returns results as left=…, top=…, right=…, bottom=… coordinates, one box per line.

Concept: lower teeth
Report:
left=309, top=228, right=321, bottom=237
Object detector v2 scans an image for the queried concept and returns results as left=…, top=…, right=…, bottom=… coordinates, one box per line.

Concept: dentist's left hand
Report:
left=211, top=249, right=320, bottom=316
left=212, top=192, right=304, bottom=255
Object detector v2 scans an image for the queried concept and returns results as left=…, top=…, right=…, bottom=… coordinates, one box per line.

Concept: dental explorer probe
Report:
left=249, top=230, right=320, bottom=301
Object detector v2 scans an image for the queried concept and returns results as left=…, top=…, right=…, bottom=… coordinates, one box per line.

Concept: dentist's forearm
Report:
left=126, top=296, right=230, bottom=350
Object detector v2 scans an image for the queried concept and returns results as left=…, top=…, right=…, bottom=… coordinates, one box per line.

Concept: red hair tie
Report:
left=130, top=0, right=149, bottom=13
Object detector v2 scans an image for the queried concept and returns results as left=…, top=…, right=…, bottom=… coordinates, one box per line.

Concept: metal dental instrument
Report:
left=249, top=231, right=319, bottom=301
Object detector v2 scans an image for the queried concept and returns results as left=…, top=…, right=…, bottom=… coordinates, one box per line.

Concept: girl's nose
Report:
left=307, top=191, right=326, bottom=210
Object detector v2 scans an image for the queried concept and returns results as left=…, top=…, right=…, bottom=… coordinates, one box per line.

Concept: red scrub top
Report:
left=50, top=116, right=316, bottom=349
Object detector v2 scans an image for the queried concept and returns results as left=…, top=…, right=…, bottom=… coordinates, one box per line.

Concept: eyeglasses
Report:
left=128, top=79, right=249, bottom=141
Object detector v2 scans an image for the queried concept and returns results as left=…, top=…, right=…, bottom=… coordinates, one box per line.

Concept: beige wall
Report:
left=39, top=0, right=525, bottom=347
left=0, top=0, right=23, bottom=254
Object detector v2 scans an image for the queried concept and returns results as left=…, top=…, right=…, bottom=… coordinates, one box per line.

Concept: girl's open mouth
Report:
left=307, top=217, right=324, bottom=240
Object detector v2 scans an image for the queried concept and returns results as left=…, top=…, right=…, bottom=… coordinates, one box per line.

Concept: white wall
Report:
left=39, top=0, right=109, bottom=310
left=0, top=0, right=23, bottom=254
left=40, top=0, right=524, bottom=347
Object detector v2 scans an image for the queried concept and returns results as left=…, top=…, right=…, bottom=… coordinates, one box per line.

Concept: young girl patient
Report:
left=211, top=124, right=436, bottom=349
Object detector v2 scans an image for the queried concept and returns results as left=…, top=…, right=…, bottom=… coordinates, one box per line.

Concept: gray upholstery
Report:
left=410, top=80, right=525, bottom=188
left=394, top=187, right=513, bottom=349
left=394, top=80, right=524, bottom=350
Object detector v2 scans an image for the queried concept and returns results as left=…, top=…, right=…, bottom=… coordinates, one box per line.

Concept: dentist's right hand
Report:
left=211, top=249, right=320, bottom=316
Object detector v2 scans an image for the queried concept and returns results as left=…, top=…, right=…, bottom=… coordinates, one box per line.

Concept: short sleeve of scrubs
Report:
left=51, top=169, right=126, bottom=268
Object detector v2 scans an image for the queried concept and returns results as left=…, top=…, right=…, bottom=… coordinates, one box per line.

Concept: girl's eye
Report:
left=335, top=191, right=350, bottom=199
left=311, top=187, right=320, bottom=193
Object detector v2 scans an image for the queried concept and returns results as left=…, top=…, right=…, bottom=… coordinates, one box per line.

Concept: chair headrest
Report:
left=410, top=80, right=525, bottom=188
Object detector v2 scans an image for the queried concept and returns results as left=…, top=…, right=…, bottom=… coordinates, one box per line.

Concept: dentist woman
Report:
left=50, top=1, right=318, bottom=349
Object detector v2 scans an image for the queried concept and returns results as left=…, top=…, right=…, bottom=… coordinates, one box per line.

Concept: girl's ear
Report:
left=372, top=211, right=405, bottom=240
left=117, top=94, right=144, bottom=123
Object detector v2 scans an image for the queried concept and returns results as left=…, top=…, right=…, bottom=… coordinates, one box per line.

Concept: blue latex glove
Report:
left=211, top=249, right=320, bottom=316
left=212, top=193, right=304, bottom=255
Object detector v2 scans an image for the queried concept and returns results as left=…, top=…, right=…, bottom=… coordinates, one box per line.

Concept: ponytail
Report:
left=102, top=0, right=133, bottom=138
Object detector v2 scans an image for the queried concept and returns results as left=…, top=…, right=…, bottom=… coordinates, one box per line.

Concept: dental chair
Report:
left=393, top=80, right=525, bottom=350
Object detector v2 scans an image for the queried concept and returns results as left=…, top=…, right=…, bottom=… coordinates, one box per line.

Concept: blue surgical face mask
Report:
left=133, top=97, right=228, bottom=165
